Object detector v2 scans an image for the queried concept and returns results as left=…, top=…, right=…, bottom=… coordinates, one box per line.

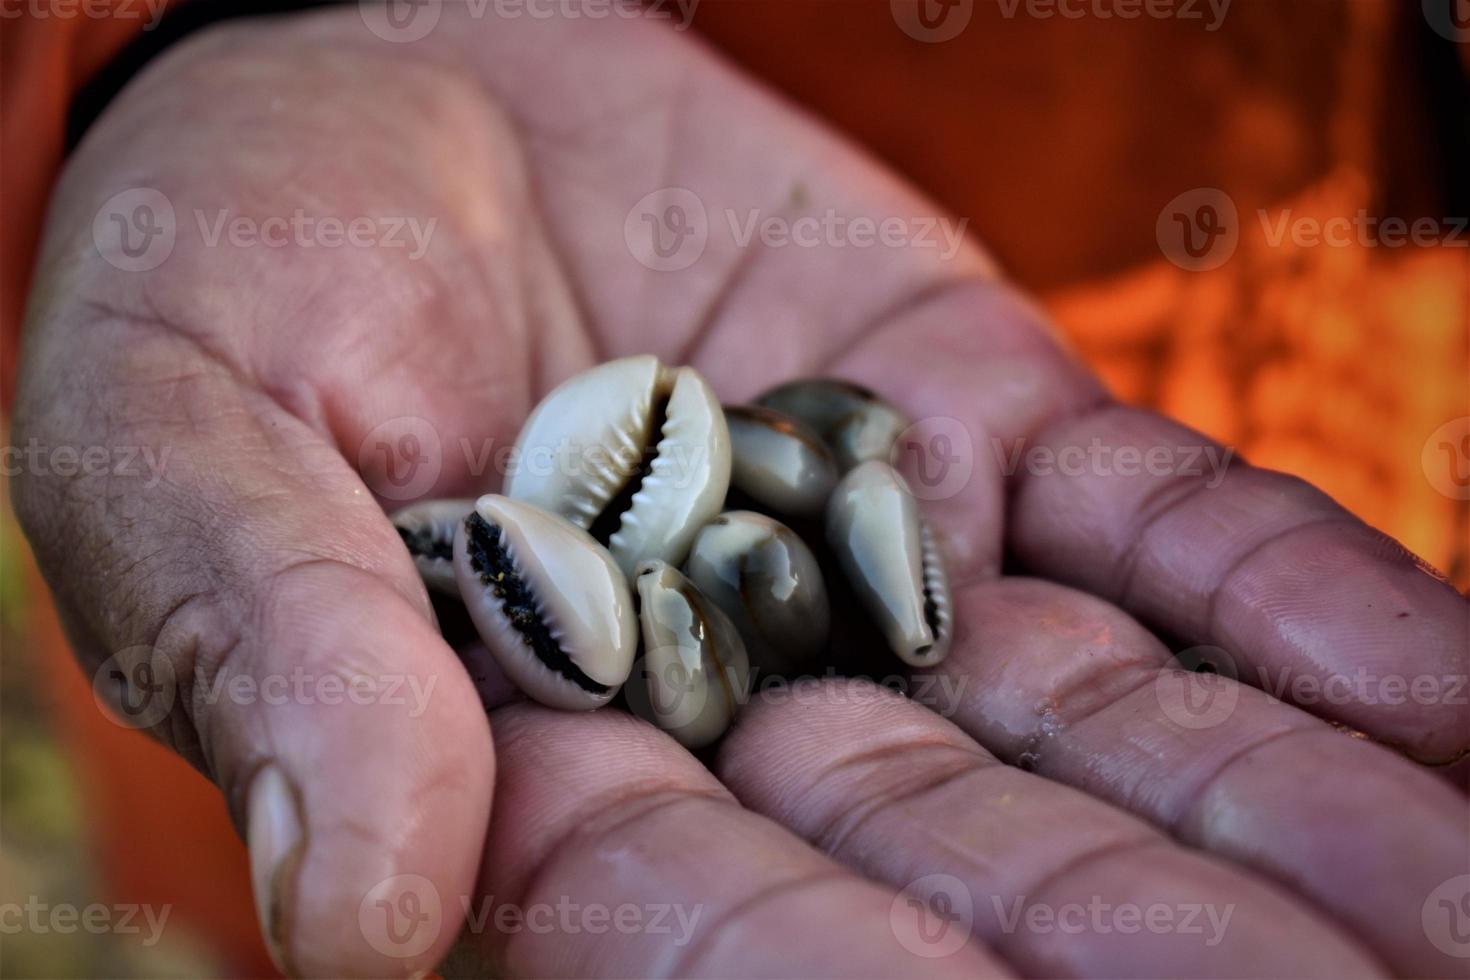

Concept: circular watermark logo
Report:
left=624, top=187, right=708, bottom=272
left=359, top=0, right=442, bottom=42
left=1153, top=645, right=1240, bottom=730
left=891, top=416, right=975, bottom=501
left=623, top=649, right=716, bottom=738
left=890, top=0, right=973, bottom=42
left=1421, top=417, right=1470, bottom=501
left=92, top=645, right=177, bottom=729
left=93, top=188, right=176, bottom=272
left=1423, top=0, right=1470, bottom=43
left=1156, top=188, right=1239, bottom=272
left=889, top=873, right=974, bottom=958
left=357, top=416, right=443, bottom=501
left=1422, top=874, right=1470, bottom=959
left=358, top=873, right=443, bottom=959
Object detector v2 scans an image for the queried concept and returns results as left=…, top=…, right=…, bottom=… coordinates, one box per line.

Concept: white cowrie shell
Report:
left=756, top=379, right=909, bottom=473
left=684, top=511, right=830, bottom=675
left=391, top=498, right=475, bottom=597
left=826, top=461, right=953, bottom=667
left=724, top=406, right=838, bottom=518
left=453, top=495, right=637, bottom=711
left=506, top=355, right=731, bottom=579
left=634, top=560, right=751, bottom=750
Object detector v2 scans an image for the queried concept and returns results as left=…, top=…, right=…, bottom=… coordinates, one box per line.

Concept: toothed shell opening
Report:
left=464, top=512, right=610, bottom=696
left=588, top=392, right=671, bottom=547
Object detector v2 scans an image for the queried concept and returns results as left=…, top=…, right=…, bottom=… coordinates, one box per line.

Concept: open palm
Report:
left=14, top=7, right=1467, bottom=978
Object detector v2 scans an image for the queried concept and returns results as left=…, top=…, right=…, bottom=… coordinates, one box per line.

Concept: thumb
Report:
left=13, top=345, right=491, bottom=977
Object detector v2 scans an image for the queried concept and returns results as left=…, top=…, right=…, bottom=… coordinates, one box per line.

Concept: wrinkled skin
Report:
left=13, top=8, right=1467, bottom=978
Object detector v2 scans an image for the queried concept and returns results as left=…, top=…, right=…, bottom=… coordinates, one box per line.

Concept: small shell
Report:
left=825, top=461, right=952, bottom=667
left=391, top=498, right=475, bottom=597
left=634, top=561, right=751, bottom=749
left=684, top=511, right=829, bottom=674
left=506, top=355, right=731, bottom=579
left=756, top=378, right=909, bottom=473
left=453, top=495, right=637, bottom=710
left=724, top=406, right=838, bottom=518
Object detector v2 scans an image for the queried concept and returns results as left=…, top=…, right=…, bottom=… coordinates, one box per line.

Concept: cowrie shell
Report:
left=756, top=378, right=909, bottom=474
left=826, top=461, right=953, bottom=667
left=684, top=511, right=829, bottom=675
left=633, top=560, right=751, bottom=749
left=391, top=498, right=474, bottom=597
left=506, top=356, right=731, bottom=579
left=453, top=495, right=637, bottom=710
left=724, top=406, right=838, bottom=518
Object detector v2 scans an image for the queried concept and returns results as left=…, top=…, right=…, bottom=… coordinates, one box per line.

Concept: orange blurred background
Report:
left=2, top=1, right=1466, bottom=976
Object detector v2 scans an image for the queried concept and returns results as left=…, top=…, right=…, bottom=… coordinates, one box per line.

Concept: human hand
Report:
left=13, top=7, right=1467, bottom=977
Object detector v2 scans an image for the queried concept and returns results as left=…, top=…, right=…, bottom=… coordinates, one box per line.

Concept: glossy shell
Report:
left=506, top=355, right=731, bottom=579
left=684, top=511, right=830, bottom=674
left=724, top=406, right=838, bottom=518
left=825, top=461, right=952, bottom=667
left=756, top=378, right=909, bottom=473
left=634, top=561, right=751, bottom=749
left=453, top=495, right=637, bottom=710
left=391, top=498, right=474, bottom=597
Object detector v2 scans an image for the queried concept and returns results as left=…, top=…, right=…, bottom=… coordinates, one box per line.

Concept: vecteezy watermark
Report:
left=358, top=0, right=699, bottom=43
left=461, top=896, right=704, bottom=946
left=890, top=0, right=974, bottom=42
left=93, top=188, right=176, bottom=272
left=359, top=875, right=443, bottom=959
left=357, top=874, right=705, bottom=959
left=1254, top=666, right=1467, bottom=711
left=1158, top=188, right=1470, bottom=271
left=1156, top=188, right=1240, bottom=272
left=0, top=0, right=169, bottom=28
left=1422, top=875, right=1470, bottom=960
left=92, top=646, right=178, bottom=730
left=358, top=416, right=444, bottom=501
left=890, top=874, right=975, bottom=958
left=991, top=435, right=1235, bottom=487
left=1154, top=645, right=1241, bottom=731
left=624, top=187, right=709, bottom=272
left=197, top=666, right=440, bottom=718
left=993, top=895, right=1235, bottom=946
left=892, top=417, right=976, bottom=501
left=356, top=415, right=716, bottom=502
left=623, top=189, right=971, bottom=272
left=750, top=670, right=972, bottom=718
left=993, top=0, right=1230, bottom=31
left=1154, top=644, right=1468, bottom=731
left=724, top=209, right=970, bottom=260
left=194, top=209, right=437, bottom=260
left=91, top=188, right=439, bottom=273
left=1422, top=0, right=1470, bottom=43
left=628, top=662, right=972, bottom=728
left=625, top=665, right=972, bottom=731
left=1, top=439, right=172, bottom=487
left=0, top=898, right=172, bottom=946
left=1255, top=210, right=1469, bottom=250
left=1422, top=417, right=1470, bottom=501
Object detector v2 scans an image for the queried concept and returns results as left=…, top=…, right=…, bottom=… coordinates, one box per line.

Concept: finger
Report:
left=1005, top=405, right=1470, bottom=761
left=13, top=21, right=602, bottom=972
left=13, top=332, right=493, bottom=978
left=718, top=678, right=1381, bottom=978
left=410, top=11, right=1071, bottom=586
left=412, top=7, right=1465, bottom=755
left=465, top=704, right=1012, bottom=978
left=916, top=577, right=1469, bottom=977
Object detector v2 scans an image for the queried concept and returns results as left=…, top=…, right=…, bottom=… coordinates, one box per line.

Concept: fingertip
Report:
left=221, top=567, right=495, bottom=977
left=246, top=763, right=305, bottom=975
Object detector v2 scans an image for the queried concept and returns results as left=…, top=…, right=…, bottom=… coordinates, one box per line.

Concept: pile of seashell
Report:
left=391, top=356, right=951, bottom=749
